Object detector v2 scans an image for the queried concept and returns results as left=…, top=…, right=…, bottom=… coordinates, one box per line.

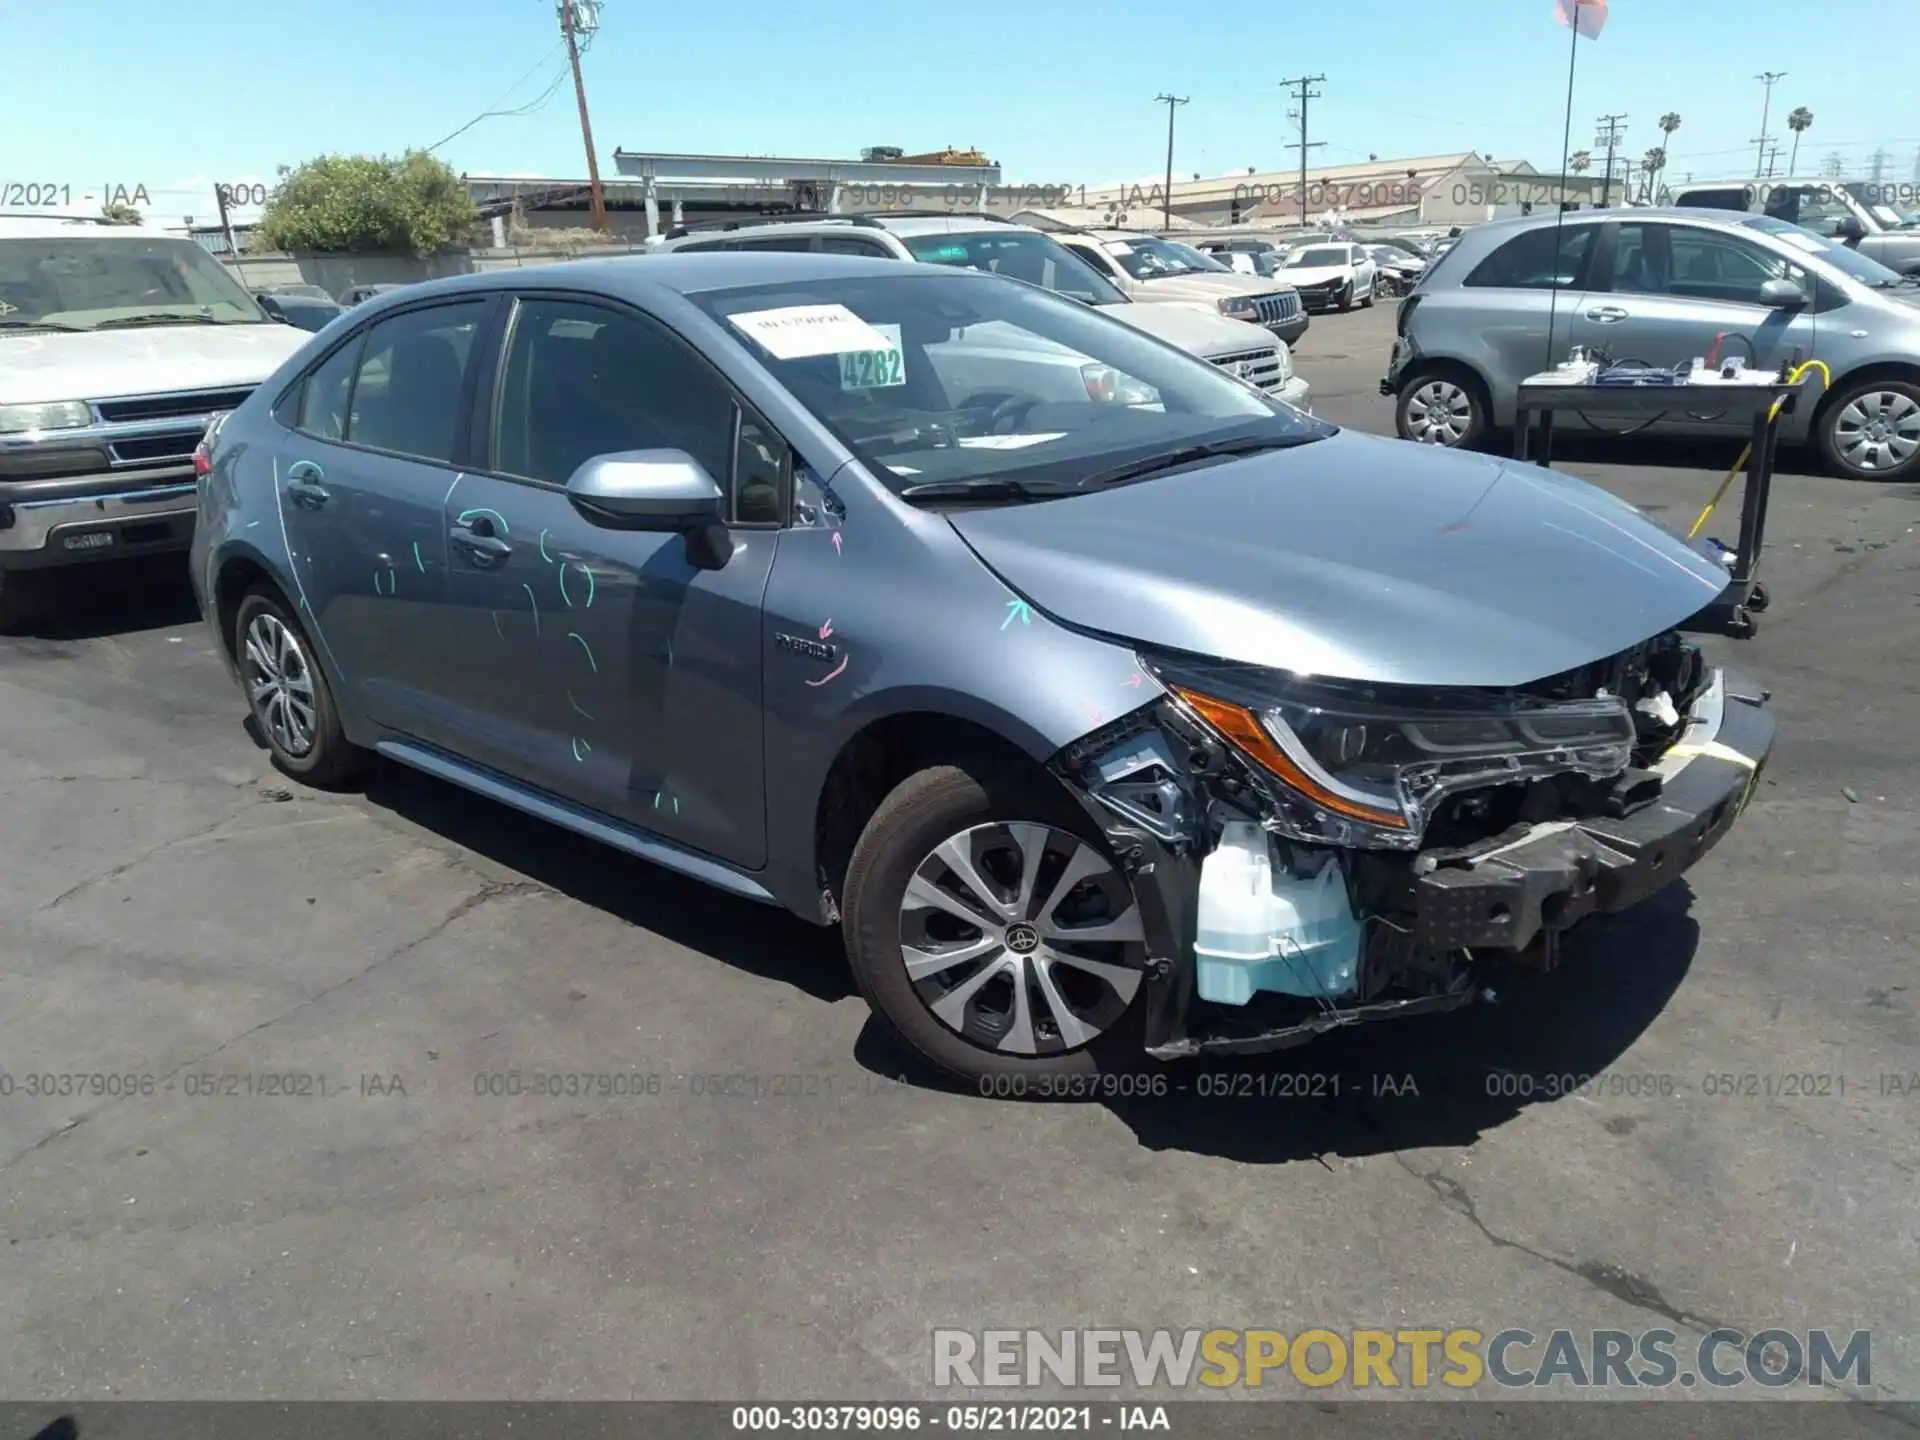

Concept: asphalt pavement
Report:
left=1, top=301, right=1915, bottom=1408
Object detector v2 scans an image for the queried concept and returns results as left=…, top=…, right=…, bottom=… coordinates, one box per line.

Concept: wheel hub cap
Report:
left=243, top=613, right=318, bottom=758
left=1836, top=390, right=1919, bottom=472
left=898, top=822, right=1147, bottom=1057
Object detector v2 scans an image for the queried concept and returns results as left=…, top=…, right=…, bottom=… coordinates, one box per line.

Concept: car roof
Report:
left=353, top=251, right=935, bottom=315
left=663, top=214, right=1047, bottom=246
left=0, top=217, right=190, bottom=240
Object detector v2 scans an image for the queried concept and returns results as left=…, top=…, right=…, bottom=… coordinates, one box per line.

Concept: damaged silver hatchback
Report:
left=192, top=253, right=1774, bottom=1085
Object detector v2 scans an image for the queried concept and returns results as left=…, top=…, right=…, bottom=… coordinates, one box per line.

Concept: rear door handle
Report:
left=285, top=460, right=330, bottom=508
left=1585, top=305, right=1630, bottom=323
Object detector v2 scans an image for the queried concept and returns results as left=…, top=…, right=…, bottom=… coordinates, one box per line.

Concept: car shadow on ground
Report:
left=10, top=556, right=202, bottom=641
left=856, top=884, right=1701, bottom=1163
left=356, top=760, right=854, bottom=1003
left=1502, top=426, right=1828, bottom=481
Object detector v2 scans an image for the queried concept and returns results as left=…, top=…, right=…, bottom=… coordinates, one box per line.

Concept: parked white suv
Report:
left=1045, top=230, right=1309, bottom=346
left=0, top=217, right=309, bottom=630
left=658, top=214, right=1311, bottom=410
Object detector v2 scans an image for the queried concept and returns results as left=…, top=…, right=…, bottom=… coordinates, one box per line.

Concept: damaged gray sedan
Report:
left=191, top=252, right=1774, bottom=1085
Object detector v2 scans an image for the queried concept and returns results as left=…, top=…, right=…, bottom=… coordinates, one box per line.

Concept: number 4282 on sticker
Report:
left=839, top=325, right=905, bottom=391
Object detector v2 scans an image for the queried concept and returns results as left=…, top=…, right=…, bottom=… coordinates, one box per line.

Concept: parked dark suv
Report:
left=192, top=254, right=1774, bottom=1085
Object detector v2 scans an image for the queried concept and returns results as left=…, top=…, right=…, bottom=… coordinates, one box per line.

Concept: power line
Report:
left=1278, top=74, right=1326, bottom=225
left=425, top=41, right=569, bottom=153
left=1153, top=94, right=1188, bottom=228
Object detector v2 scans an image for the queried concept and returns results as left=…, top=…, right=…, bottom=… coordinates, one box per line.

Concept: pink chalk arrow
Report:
left=832, top=532, right=843, bottom=555
left=819, top=619, right=834, bottom=640
left=1123, top=673, right=1143, bottom=688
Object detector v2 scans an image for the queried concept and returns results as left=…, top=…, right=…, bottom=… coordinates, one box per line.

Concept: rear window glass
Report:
left=1464, top=225, right=1595, bottom=289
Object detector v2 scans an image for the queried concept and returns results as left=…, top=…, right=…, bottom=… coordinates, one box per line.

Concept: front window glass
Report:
left=1099, top=236, right=1216, bottom=279
left=0, top=235, right=269, bottom=330
left=1286, top=246, right=1351, bottom=267
left=1610, top=224, right=1786, bottom=305
left=688, top=272, right=1326, bottom=499
left=903, top=230, right=1126, bottom=306
left=1736, top=215, right=1903, bottom=286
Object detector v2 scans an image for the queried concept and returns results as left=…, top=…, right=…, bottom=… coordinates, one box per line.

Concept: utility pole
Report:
left=1868, top=148, right=1891, bottom=184
left=558, top=0, right=608, bottom=233
left=1279, top=74, right=1327, bottom=226
left=1760, top=138, right=1782, bottom=179
left=1753, top=71, right=1786, bottom=178
left=1154, top=94, right=1188, bottom=229
left=1594, top=113, right=1627, bottom=207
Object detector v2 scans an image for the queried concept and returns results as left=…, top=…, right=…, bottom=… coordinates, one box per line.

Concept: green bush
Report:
left=100, top=203, right=143, bottom=225
left=255, top=152, right=479, bottom=255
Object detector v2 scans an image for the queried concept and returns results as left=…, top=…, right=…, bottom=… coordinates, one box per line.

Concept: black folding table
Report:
left=1513, top=378, right=1807, bottom=638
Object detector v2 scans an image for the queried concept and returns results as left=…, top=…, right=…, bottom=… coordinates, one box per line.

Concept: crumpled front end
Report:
left=1051, top=632, right=1774, bottom=1059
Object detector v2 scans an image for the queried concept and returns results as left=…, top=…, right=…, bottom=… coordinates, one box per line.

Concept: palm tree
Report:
left=1654, top=113, right=1681, bottom=196
left=1787, top=107, right=1814, bottom=175
left=1639, top=148, right=1666, bottom=204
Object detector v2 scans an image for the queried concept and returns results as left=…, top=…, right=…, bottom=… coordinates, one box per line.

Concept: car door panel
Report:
left=274, top=304, right=493, bottom=737
left=429, top=294, right=777, bottom=868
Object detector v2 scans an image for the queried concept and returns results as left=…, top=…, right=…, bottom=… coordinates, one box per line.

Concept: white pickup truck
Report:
left=0, top=217, right=309, bottom=630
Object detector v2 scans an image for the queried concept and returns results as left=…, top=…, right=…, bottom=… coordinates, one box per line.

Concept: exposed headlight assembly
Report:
left=1147, top=657, right=1636, bottom=849
left=0, top=400, right=91, bottom=436
left=1216, top=295, right=1260, bottom=321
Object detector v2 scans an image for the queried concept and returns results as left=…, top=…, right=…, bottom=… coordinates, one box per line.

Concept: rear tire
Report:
left=841, top=764, right=1151, bottom=1088
left=0, top=569, right=54, bottom=636
left=1818, top=378, right=1920, bottom=481
left=1396, top=368, right=1488, bottom=449
left=233, top=587, right=368, bottom=788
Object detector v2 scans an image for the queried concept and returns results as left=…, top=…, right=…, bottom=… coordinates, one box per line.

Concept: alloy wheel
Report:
left=1833, top=390, right=1920, bottom=474
left=898, top=822, right=1146, bottom=1057
left=1404, top=379, right=1474, bottom=445
left=244, top=612, right=318, bottom=757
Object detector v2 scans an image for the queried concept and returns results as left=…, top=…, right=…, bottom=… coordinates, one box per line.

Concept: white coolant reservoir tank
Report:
left=1194, top=822, right=1362, bottom=1005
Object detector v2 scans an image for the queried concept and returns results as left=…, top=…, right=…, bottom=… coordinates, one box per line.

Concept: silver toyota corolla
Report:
left=192, top=253, right=1775, bottom=1085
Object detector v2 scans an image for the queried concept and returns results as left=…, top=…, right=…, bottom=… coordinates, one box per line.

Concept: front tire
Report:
left=1819, top=378, right=1920, bottom=481
left=233, top=587, right=367, bottom=788
left=1337, top=281, right=1355, bottom=312
left=841, top=764, right=1150, bottom=1086
left=1396, top=369, right=1487, bottom=448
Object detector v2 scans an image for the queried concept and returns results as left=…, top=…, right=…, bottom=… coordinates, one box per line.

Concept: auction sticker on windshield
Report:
left=839, top=323, right=905, bottom=391
left=728, top=303, right=893, bottom=360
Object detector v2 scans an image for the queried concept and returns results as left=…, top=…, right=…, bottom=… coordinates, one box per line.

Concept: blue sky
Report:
left=5, top=0, right=1917, bottom=228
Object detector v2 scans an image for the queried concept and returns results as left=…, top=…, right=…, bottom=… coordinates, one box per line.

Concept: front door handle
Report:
left=1585, top=305, right=1630, bottom=323
left=450, top=525, right=512, bottom=563
left=285, top=460, right=330, bottom=508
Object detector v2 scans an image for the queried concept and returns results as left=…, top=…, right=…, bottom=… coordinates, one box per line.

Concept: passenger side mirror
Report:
left=566, top=450, right=725, bottom=531
left=1758, top=277, right=1808, bottom=309
left=1836, top=216, right=1867, bottom=244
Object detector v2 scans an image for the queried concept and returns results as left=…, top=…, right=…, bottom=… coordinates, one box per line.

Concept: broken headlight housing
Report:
left=1147, top=656, right=1636, bottom=850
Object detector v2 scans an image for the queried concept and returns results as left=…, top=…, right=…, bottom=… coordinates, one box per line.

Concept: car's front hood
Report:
left=1279, top=264, right=1352, bottom=287
left=1132, top=273, right=1272, bottom=302
left=1100, top=302, right=1280, bottom=357
left=946, top=430, right=1729, bottom=688
left=0, top=324, right=309, bottom=404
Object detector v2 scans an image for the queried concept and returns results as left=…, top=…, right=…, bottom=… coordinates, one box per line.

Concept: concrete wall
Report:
left=221, top=244, right=652, bottom=297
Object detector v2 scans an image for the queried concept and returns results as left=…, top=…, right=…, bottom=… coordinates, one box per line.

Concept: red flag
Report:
left=1556, top=0, right=1608, bottom=37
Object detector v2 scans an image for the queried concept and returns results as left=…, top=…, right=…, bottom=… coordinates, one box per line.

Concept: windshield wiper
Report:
left=1077, top=434, right=1320, bottom=489
left=898, top=477, right=1069, bottom=504
left=0, top=318, right=85, bottom=332
left=94, top=312, right=226, bottom=329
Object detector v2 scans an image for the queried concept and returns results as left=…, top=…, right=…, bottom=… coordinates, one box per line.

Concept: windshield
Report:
left=1100, top=236, right=1217, bottom=280
left=0, top=236, right=268, bottom=329
left=1842, top=184, right=1920, bottom=229
left=1166, top=242, right=1230, bottom=272
left=1736, top=215, right=1905, bottom=286
left=690, top=271, right=1325, bottom=498
left=1286, top=246, right=1351, bottom=268
left=902, top=230, right=1127, bottom=306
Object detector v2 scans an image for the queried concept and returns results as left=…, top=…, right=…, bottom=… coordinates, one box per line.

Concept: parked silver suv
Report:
left=1383, top=207, right=1920, bottom=480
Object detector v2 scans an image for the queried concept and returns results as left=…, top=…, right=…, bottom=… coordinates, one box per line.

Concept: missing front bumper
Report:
left=1058, top=667, right=1775, bottom=1063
